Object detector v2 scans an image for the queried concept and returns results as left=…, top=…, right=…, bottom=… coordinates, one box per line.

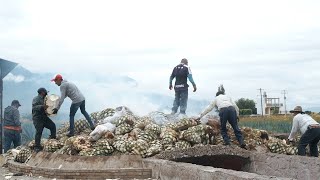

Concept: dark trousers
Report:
left=219, top=106, right=244, bottom=145
left=172, top=89, right=188, bottom=114
left=69, top=100, right=94, bottom=133
left=4, top=129, right=21, bottom=153
left=298, top=127, right=320, bottom=157
left=33, top=117, right=56, bottom=148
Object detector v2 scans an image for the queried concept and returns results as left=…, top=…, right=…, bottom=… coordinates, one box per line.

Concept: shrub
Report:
left=239, top=109, right=252, bottom=115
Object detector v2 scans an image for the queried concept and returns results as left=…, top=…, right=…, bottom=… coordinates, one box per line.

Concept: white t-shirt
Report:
left=288, top=113, right=319, bottom=140
left=199, top=94, right=239, bottom=119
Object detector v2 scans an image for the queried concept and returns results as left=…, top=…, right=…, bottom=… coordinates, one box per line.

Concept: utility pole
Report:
left=281, top=90, right=287, bottom=116
left=258, top=88, right=264, bottom=116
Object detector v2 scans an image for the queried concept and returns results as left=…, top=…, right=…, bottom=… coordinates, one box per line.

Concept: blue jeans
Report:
left=219, top=106, right=244, bottom=145
left=69, top=100, right=94, bottom=134
left=4, top=129, right=21, bottom=153
left=172, top=89, right=188, bottom=114
left=298, top=127, right=320, bottom=157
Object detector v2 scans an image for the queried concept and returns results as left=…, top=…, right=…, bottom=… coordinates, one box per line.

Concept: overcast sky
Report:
left=1, top=0, right=320, bottom=114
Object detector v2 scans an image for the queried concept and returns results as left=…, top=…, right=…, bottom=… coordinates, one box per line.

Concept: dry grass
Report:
left=238, top=114, right=320, bottom=133
left=240, top=114, right=320, bottom=122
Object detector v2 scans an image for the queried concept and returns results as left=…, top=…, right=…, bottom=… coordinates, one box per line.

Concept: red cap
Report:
left=51, top=74, right=63, bottom=81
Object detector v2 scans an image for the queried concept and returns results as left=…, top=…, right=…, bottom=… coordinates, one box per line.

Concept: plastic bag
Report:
left=102, top=106, right=130, bottom=124
left=89, top=123, right=116, bottom=141
left=199, top=113, right=220, bottom=124
left=45, top=94, right=60, bottom=116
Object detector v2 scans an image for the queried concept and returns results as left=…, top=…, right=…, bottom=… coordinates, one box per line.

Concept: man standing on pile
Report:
left=51, top=74, right=95, bottom=137
left=169, top=58, right=197, bottom=115
left=32, top=88, right=56, bottom=152
left=3, top=100, right=22, bottom=153
left=288, top=106, right=320, bottom=157
left=196, top=85, right=246, bottom=149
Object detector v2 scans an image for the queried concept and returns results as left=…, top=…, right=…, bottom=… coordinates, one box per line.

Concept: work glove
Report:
left=194, top=116, right=201, bottom=123
left=193, top=85, right=197, bottom=92
left=195, top=118, right=201, bottom=124
left=169, top=84, right=173, bottom=90
left=52, top=108, right=58, bottom=114
left=286, top=139, right=294, bottom=145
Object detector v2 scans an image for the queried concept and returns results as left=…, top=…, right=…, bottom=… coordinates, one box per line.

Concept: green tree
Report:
left=236, top=98, right=257, bottom=114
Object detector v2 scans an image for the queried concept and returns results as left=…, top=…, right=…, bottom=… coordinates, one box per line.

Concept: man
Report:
left=288, top=106, right=320, bottom=157
left=32, top=88, right=56, bottom=152
left=51, top=74, right=95, bottom=137
left=4, top=100, right=22, bottom=153
left=196, top=85, right=246, bottom=148
left=169, top=58, right=197, bottom=115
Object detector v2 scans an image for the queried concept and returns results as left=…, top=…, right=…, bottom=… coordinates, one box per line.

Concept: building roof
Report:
left=0, top=58, right=18, bottom=79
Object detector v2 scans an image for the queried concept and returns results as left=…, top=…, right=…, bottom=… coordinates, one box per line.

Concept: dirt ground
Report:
left=1, top=165, right=51, bottom=180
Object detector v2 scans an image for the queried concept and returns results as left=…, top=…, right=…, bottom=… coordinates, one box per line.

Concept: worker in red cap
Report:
left=51, top=74, right=95, bottom=137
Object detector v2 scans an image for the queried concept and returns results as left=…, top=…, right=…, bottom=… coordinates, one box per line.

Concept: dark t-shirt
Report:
left=170, top=64, right=191, bottom=91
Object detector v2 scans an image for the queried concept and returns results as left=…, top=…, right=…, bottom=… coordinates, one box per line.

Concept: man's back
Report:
left=4, top=106, right=20, bottom=126
left=215, top=95, right=233, bottom=109
left=292, top=113, right=319, bottom=134
left=60, top=80, right=85, bottom=104
left=171, top=64, right=190, bottom=90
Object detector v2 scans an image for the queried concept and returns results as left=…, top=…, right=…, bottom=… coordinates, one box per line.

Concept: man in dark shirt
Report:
left=32, top=88, right=56, bottom=152
left=4, top=100, right=22, bottom=153
left=169, top=58, right=197, bottom=115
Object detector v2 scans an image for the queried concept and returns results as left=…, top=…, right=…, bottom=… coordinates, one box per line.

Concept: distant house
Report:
left=263, top=92, right=283, bottom=115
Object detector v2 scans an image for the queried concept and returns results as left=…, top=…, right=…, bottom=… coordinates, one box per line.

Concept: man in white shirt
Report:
left=288, top=106, right=320, bottom=157
left=197, top=86, right=246, bottom=148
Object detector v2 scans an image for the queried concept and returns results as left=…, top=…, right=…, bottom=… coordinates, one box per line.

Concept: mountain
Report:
left=3, top=66, right=53, bottom=115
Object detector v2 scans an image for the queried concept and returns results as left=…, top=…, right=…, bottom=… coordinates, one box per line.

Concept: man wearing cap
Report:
left=169, top=58, right=197, bottom=115
left=32, top=88, right=56, bottom=152
left=51, top=74, right=95, bottom=137
left=3, top=100, right=22, bottom=153
left=288, top=106, right=320, bottom=157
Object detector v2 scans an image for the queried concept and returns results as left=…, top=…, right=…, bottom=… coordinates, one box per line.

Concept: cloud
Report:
left=1, top=0, right=320, bottom=114
left=3, top=73, right=25, bottom=83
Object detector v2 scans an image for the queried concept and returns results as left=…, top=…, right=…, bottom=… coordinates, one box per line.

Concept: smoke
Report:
left=7, top=68, right=210, bottom=118
left=3, top=73, right=25, bottom=83
left=78, top=80, right=164, bottom=116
